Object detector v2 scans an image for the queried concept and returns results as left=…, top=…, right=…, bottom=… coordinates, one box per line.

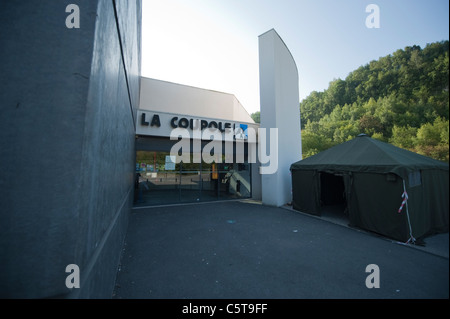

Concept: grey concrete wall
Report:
left=0, top=0, right=141, bottom=298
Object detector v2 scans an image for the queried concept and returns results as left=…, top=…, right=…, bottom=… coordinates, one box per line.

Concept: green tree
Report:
left=390, top=125, right=417, bottom=149
left=301, top=130, right=334, bottom=158
left=300, top=41, right=449, bottom=161
left=251, top=111, right=260, bottom=123
left=414, top=117, right=449, bottom=161
left=300, top=91, right=326, bottom=126
left=359, top=114, right=383, bottom=136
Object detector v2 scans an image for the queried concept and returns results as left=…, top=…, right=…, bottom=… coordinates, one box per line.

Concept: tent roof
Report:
left=291, top=134, right=448, bottom=177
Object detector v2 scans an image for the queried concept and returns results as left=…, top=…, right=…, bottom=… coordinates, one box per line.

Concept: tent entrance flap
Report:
left=291, top=170, right=320, bottom=215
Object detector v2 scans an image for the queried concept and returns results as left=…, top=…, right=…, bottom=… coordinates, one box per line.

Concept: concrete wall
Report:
left=258, top=29, right=302, bottom=207
left=0, top=0, right=141, bottom=298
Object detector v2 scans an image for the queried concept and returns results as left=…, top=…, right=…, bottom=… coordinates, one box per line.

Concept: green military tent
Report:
left=290, top=134, right=449, bottom=243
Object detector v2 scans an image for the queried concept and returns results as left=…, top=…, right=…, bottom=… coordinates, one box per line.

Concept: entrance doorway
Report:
left=134, top=151, right=251, bottom=206
left=319, top=172, right=349, bottom=225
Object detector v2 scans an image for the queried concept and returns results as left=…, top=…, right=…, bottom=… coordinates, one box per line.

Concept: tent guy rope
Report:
left=399, top=179, right=416, bottom=245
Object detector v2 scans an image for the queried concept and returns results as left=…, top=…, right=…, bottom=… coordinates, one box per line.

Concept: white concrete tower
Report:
left=258, top=29, right=302, bottom=206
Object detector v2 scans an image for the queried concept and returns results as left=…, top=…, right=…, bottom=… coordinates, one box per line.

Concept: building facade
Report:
left=134, top=77, right=261, bottom=207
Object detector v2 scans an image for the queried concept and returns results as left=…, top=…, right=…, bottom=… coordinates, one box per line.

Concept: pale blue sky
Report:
left=141, top=0, right=449, bottom=115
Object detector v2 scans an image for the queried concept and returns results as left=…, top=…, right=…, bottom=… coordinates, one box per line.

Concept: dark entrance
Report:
left=320, top=172, right=349, bottom=224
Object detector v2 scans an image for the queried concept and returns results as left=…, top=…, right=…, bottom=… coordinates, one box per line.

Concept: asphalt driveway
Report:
left=113, top=200, right=448, bottom=299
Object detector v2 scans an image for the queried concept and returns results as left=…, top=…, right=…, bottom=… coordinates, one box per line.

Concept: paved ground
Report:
left=113, top=200, right=449, bottom=299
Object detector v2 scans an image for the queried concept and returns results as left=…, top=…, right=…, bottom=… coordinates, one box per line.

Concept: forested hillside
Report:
left=300, top=40, right=449, bottom=161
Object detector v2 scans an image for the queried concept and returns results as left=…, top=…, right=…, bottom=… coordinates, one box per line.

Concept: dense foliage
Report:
left=251, top=111, right=260, bottom=124
left=299, top=41, right=449, bottom=161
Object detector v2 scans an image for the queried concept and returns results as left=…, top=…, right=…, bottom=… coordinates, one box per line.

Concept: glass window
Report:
left=134, top=150, right=251, bottom=206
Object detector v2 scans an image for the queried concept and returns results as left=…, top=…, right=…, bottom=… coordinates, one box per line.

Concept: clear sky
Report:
left=140, top=0, right=449, bottom=115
